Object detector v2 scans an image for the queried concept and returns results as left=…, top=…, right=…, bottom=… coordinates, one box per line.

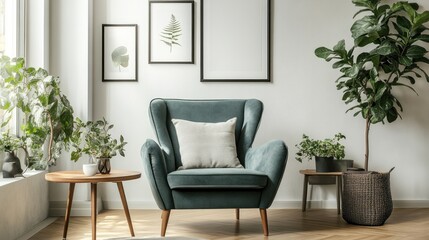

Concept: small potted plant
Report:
left=0, top=131, right=24, bottom=178
left=295, top=133, right=351, bottom=172
left=71, top=117, right=127, bottom=174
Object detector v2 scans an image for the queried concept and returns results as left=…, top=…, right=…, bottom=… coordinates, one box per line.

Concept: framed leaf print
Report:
left=149, top=1, right=194, bottom=64
left=102, top=24, right=138, bottom=82
left=201, top=0, right=271, bottom=82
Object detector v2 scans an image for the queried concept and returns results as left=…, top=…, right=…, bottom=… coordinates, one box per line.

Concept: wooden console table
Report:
left=45, top=170, right=141, bottom=240
left=299, top=169, right=343, bottom=214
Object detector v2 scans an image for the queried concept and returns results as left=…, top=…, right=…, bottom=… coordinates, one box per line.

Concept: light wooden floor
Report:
left=29, top=208, right=429, bottom=240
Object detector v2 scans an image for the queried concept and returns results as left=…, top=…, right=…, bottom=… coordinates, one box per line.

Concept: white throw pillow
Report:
left=172, top=117, right=243, bottom=169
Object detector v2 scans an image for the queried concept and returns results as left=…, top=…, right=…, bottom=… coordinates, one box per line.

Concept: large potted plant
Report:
left=295, top=133, right=351, bottom=172
left=71, top=118, right=127, bottom=174
left=315, top=0, right=429, bottom=225
left=0, top=56, right=75, bottom=169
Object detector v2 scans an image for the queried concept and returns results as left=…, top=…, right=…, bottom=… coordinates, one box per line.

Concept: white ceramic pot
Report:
left=82, top=163, right=98, bottom=176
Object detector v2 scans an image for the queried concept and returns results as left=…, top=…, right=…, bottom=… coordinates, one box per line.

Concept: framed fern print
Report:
left=102, top=24, right=138, bottom=82
left=149, top=1, right=194, bottom=64
left=201, top=0, right=271, bottom=82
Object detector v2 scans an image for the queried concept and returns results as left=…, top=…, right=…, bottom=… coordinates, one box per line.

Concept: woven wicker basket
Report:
left=342, top=170, right=393, bottom=226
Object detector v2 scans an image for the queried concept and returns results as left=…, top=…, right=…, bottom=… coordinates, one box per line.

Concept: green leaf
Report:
left=374, top=85, right=387, bottom=101
left=333, top=61, right=347, bottom=69
left=403, top=3, right=417, bottom=21
left=399, top=56, right=413, bottom=66
left=415, top=34, right=429, bottom=42
left=413, top=11, right=429, bottom=30
left=355, top=34, right=380, bottom=47
left=370, top=41, right=396, bottom=55
left=386, top=108, right=398, bottom=123
left=333, top=40, right=345, bottom=52
left=397, top=16, right=412, bottom=30
left=351, top=16, right=380, bottom=40
left=315, top=47, right=334, bottom=59
left=345, top=64, right=360, bottom=78
left=406, top=45, right=427, bottom=58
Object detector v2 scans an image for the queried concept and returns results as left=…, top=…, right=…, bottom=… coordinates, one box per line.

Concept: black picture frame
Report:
left=149, top=0, right=195, bottom=64
left=201, top=0, right=271, bottom=82
left=102, top=24, right=138, bottom=82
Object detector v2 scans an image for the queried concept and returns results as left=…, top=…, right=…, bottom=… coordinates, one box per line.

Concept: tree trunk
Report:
left=364, top=116, right=371, bottom=171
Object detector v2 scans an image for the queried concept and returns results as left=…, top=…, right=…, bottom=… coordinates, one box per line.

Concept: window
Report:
left=0, top=0, right=24, bottom=134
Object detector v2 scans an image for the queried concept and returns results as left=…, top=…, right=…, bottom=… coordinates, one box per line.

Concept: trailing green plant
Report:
left=160, top=14, right=182, bottom=52
left=71, top=117, right=127, bottom=161
left=0, top=56, right=75, bottom=169
left=315, top=0, right=429, bottom=170
left=295, top=133, right=346, bottom=162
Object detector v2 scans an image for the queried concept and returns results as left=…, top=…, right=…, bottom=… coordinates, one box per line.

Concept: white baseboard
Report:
left=49, top=199, right=429, bottom=216
left=271, top=200, right=429, bottom=209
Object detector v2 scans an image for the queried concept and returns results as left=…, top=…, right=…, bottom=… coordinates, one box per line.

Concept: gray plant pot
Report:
left=315, top=157, right=353, bottom=172
left=2, top=152, right=23, bottom=178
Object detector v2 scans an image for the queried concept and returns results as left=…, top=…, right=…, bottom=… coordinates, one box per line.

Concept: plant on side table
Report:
left=295, top=133, right=351, bottom=172
left=0, top=131, right=24, bottom=178
left=315, top=0, right=429, bottom=225
left=71, top=117, right=127, bottom=174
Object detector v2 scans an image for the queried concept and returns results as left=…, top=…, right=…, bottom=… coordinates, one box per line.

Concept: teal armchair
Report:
left=141, top=99, right=288, bottom=236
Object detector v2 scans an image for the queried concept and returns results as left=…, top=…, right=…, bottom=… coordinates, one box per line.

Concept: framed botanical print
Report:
left=102, top=24, right=138, bottom=82
left=149, top=1, right=194, bottom=64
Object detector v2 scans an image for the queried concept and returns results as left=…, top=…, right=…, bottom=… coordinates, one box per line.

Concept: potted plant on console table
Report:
left=71, top=117, right=127, bottom=174
left=315, top=0, right=429, bottom=226
left=295, top=133, right=351, bottom=172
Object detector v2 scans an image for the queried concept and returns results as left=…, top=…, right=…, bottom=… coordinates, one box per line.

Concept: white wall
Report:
left=49, top=0, right=429, bottom=209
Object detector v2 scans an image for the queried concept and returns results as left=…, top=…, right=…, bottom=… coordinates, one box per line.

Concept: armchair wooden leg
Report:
left=235, top=208, right=240, bottom=220
left=259, top=208, right=269, bottom=236
left=161, top=210, right=171, bottom=237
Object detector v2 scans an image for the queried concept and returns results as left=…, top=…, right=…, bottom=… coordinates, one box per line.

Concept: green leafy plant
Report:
left=160, top=14, right=182, bottom=52
left=315, top=0, right=429, bottom=170
left=0, top=56, right=75, bottom=169
left=71, top=117, right=127, bottom=161
left=111, top=46, right=129, bottom=72
left=295, top=133, right=346, bottom=162
left=0, top=131, right=23, bottom=154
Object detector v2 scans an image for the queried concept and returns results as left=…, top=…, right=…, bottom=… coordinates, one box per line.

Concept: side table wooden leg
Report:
left=336, top=176, right=340, bottom=215
left=91, top=183, right=97, bottom=240
left=63, top=183, right=75, bottom=239
left=302, top=175, right=309, bottom=212
left=117, top=182, right=135, bottom=237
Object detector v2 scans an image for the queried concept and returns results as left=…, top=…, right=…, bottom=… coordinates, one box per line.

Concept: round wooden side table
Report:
left=45, top=170, right=141, bottom=240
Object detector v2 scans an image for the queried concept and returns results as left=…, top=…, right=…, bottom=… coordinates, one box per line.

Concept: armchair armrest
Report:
left=245, top=140, right=288, bottom=209
left=141, top=139, right=174, bottom=210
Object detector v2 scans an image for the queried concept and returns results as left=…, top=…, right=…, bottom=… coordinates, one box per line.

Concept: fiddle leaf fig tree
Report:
left=0, top=56, right=74, bottom=169
left=315, top=0, right=429, bottom=170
